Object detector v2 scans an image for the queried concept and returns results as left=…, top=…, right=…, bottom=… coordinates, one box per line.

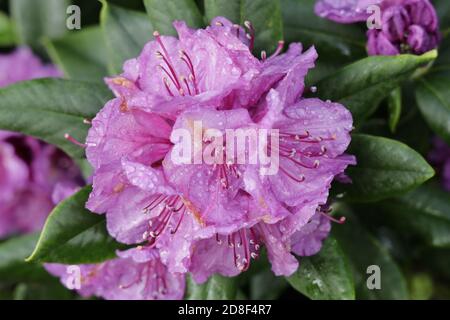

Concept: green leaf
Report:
left=241, top=0, right=283, bottom=53
left=416, top=75, right=450, bottom=145
left=314, top=50, right=437, bottom=124
left=27, top=186, right=125, bottom=264
left=333, top=209, right=409, bottom=299
left=204, top=0, right=240, bottom=23
left=286, top=237, right=355, bottom=300
left=388, top=87, right=402, bottom=133
left=250, top=269, right=288, bottom=300
left=0, top=11, right=16, bottom=46
left=204, top=0, right=283, bottom=54
left=380, top=184, right=450, bottom=248
left=185, top=274, right=237, bottom=300
left=281, top=0, right=366, bottom=83
left=101, top=1, right=154, bottom=74
left=0, top=234, right=51, bottom=282
left=45, top=27, right=109, bottom=82
left=12, top=282, right=73, bottom=300
left=144, top=0, right=202, bottom=36
left=341, top=134, right=434, bottom=202
left=0, top=78, right=112, bottom=159
left=10, top=0, right=70, bottom=49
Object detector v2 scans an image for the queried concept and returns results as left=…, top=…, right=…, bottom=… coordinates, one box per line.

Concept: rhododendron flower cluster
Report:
left=315, top=0, right=440, bottom=55
left=77, top=15, right=355, bottom=296
left=0, top=48, right=81, bottom=238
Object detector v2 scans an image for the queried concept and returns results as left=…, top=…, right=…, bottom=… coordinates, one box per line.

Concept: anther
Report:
left=261, top=50, right=267, bottom=61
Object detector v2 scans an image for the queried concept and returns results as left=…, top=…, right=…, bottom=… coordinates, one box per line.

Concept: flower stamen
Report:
left=64, top=133, right=86, bottom=148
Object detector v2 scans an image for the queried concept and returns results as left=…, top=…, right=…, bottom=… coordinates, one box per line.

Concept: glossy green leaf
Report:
left=0, top=79, right=112, bottom=159
left=380, top=184, right=450, bottom=247
left=11, top=0, right=69, bottom=48
left=342, top=134, right=434, bottom=202
left=281, top=0, right=366, bottom=83
left=204, top=0, right=283, bottom=54
left=27, top=186, right=125, bottom=264
left=0, top=11, right=16, bottom=46
left=101, top=1, right=154, bottom=74
left=416, top=75, right=450, bottom=145
left=144, top=0, right=202, bottom=36
left=388, top=87, right=402, bottom=133
left=315, top=50, right=437, bottom=123
left=333, top=210, right=409, bottom=300
left=185, top=274, right=237, bottom=300
left=0, top=234, right=51, bottom=282
left=286, top=237, right=355, bottom=300
left=45, top=27, right=109, bottom=82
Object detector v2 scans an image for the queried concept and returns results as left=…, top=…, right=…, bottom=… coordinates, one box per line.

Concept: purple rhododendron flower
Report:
left=85, top=17, right=355, bottom=282
left=0, top=48, right=81, bottom=238
left=429, top=137, right=450, bottom=191
left=315, top=0, right=440, bottom=55
left=46, top=247, right=185, bottom=300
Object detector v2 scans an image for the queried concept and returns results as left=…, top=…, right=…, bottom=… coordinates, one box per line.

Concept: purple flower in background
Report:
left=45, top=247, right=185, bottom=300
left=315, top=0, right=441, bottom=55
left=85, top=17, right=354, bottom=282
left=315, top=0, right=384, bottom=23
left=367, top=0, right=440, bottom=55
left=0, top=48, right=81, bottom=238
left=429, top=137, right=450, bottom=191
left=0, top=47, right=60, bottom=87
